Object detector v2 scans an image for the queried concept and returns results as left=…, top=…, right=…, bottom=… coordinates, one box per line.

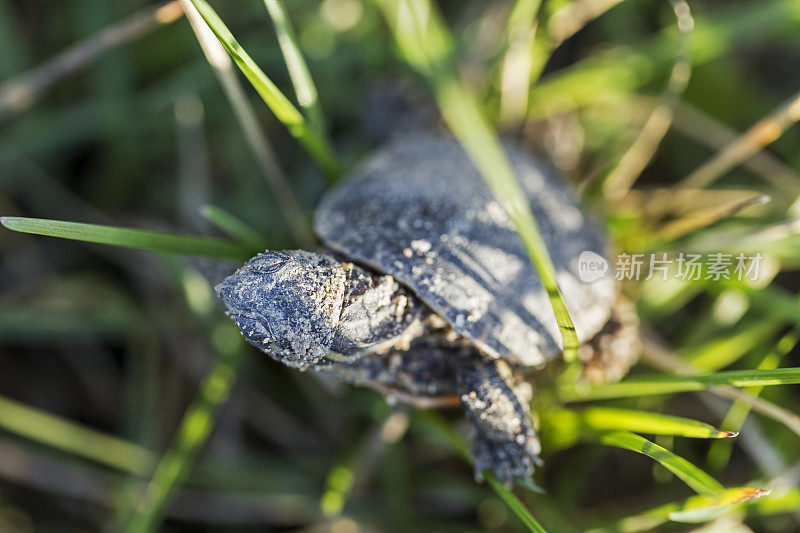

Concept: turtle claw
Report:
left=454, top=356, right=542, bottom=483
left=471, top=429, right=540, bottom=483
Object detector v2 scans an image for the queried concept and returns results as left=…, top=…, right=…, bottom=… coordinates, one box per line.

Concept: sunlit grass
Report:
left=376, top=0, right=581, bottom=363
left=0, top=394, right=155, bottom=475
left=126, top=346, right=242, bottom=532
left=1, top=0, right=800, bottom=531
left=0, top=216, right=250, bottom=259
left=181, top=0, right=315, bottom=246
left=187, top=0, right=341, bottom=178
left=559, top=367, right=800, bottom=401
left=262, top=0, right=325, bottom=134
left=563, top=407, right=737, bottom=439
left=589, top=486, right=770, bottom=532
left=201, top=204, right=269, bottom=252
left=597, top=431, right=723, bottom=496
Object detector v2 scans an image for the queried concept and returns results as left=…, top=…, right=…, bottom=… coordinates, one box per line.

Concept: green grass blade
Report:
left=485, top=474, right=549, bottom=533
left=541, top=407, right=734, bottom=454
left=600, top=0, right=694, bottom=201
left=596, top=431, right=723, bottom=495
left=412, top=412, right=547, bottom=532
left=187, top=0, right=341, bottom=178
left=528, top=0, right=800, bottom=120
left=181, top=0, right=315, bottom=247
left=682, top=318, right=784, bottom=371
left=579, top=407, right=737, bottom=439
left=497, top=0, right=544, bottom=127
left=412, top=410, right=470, bottom=460
left=590, top=486, right=770, bottom=532
left=262, top=0, right=324, bottom=133
left=376, top=0, right=580, bottom=361
left=559, top=367, right=800, bottom=402
left=200, top=204, right=268, bottom=252
left=707, top=326, right=800, bottom=470
left=1, top=216, right=250, bottom=259
left=735, top=283, right=800, bottom=328
left=664, top=487, right=770, bottom=523
left=0, top=394, right=155, bottom=475
left=126, top=348, right=241, bottom=533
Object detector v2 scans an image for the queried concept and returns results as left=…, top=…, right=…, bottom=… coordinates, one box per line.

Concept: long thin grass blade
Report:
left=680, top=88, right=800, bottom=190
left=589, top=486, right=770, bottom=532
left=376, top=0, right=580, bottom=361
left=601, top=0, right=693, bottom=201
left=543, top=406, right=735, bottom=456
left=596, top=431, right=723, bottom=495
left=412, top=410, right=470, bottom=460
left=126, top=349, right=241, bottom=532
left=262, top=0, right=325, bottom=132
left=0, top=394, right=155, bottom=475
left=743, top=284, right=800, bottom=325
left=559, top=367, right=800, bottom=402
left=642, top=336, right=800, bottom=440
left=672, top=102, right=800, bottom=195
left=187, top=0, right=341, bottom=178
left=486, top=475, right=549, bottom=533
left=200, top=205, right=269, bottom=252
left=547, top=0, right=625, bottom=48
left=707, top=326, right=800, bottom=470
left=181, top=0, right=315, bottom=246
left=498, top=0, right=543, bottom=127
left=528, top=0, right=800, bottom=120
left=666, top=487, right=770, bottom=523
left=1, top=216, right=250, bottom=259
left=652, top=193, right=770, bottom=244
left=682, top=317, right=783, bottom=371
left=579, top=407, right=737, bottom=439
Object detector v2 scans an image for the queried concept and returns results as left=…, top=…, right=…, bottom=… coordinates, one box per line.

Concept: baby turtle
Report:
left=216, top=133, right=638, bottom=482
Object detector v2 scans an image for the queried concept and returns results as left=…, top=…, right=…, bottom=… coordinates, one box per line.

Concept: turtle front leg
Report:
left=317, top=338, right=540, bottom=483
left=454, top=356, right=540, bottom=483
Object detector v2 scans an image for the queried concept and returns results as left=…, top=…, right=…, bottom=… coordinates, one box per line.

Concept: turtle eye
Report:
left=252, top=251, right=291, bottom=274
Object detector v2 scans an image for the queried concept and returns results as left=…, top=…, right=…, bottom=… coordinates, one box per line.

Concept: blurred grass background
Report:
left=1, top=0, right=800, bottom=531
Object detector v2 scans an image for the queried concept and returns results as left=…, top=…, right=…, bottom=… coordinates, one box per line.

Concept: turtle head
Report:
left=215, top=250, right=347, bottom=369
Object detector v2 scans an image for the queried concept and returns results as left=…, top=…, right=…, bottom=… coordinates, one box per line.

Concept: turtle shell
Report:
left=314, top=134, right=615, bottom=366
